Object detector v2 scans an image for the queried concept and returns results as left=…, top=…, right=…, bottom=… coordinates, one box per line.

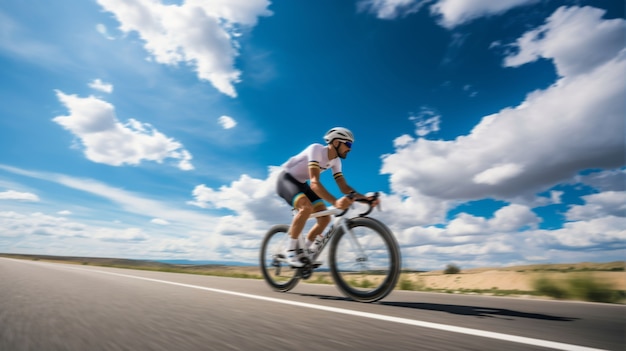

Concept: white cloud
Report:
left=473, top=163, right=524, bottom=186
left=409, top=107, right=440, bottom=137
left=0, top=165, right=224, bottom=231
left=393, top=197, right=625, bottom=269
left=96, top=0, right=272, bottom=97
left=0, top=210, right=151, bottom=243
left=504, top=6, right=626, bottom=78
left=371, top=6, right=626, bottom=268
left=359, top=0, right=537, bottom=27
left=489, top=203, right=539, bottom=231
left=357, top=0, right=428, bottom=20
left=446, top=212, right=486, bottom=235
left=0, top=165, right=238, bottom=260
left=549, top=190, right=563, bottom=204
left=0, top=190, right=39, bottom=202
left=151, top=218, right=170, bottom=225
left=381, top=7, right=626, bottom=202
left=57, top=210, right=72, bottom=216
left=430, top=0, right=539, bottom=28
left=532, top=216, right=626, bottom=249
left=218, top=115, right=237, bottom=129
left=566, top=191, right=626, bottom=221
left=188, top=166, right=290, bottom=226
left=53, top=90, right=194, bottom=171
left=0, top=164, right=287, bottom=262
left=88, top=79, right=114, bottom=93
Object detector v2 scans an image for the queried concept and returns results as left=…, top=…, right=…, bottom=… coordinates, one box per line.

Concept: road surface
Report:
left=1, top=258, right=623, bottom=350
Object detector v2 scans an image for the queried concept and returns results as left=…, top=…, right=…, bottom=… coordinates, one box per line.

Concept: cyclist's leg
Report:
left=277, top=171, right=311, bottom=239
left=290, top=194, right=313, bottom=240
left=302, top=187, right=331, bottom=242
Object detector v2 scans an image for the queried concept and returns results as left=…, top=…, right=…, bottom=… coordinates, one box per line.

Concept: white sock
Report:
left=305, top=239, right=313, bottom=248
left=289, top=238, right=298, bottom=251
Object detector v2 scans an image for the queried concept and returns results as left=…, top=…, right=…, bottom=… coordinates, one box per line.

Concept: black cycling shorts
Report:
left=276, top=171, right=324, bottom=208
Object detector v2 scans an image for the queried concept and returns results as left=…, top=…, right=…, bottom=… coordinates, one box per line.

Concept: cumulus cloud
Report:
left=388, top=203, right=542, bottom=268
left=532, top=216, right=626, bottom=250
left=188, top=166, right=290, bottom=226
left=88, top=79, right=113, bottom=93
left=53, top=90, right=194, bottom=170
left=504, top=6, right=626, bottom=78
left=0, top=190, right=39, bottom=202
left=566, top=191, right=626, bottom=221
left=218, top=115, right=237, bottom=129
left=367, top=6, right=626, bottom=268
left=381, top=6, right=625, bottom=202
left=96, top=0, right=272, bottom=97
left=430, top=0, right=539, bottom=28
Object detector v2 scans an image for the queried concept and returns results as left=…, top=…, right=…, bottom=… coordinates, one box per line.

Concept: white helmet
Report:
left=323, top=127, right=354, bottom=144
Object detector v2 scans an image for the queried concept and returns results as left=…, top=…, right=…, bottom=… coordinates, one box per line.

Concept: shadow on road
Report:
left=293, top=292, right=576, bottom=322
left=380, top=301, right=578, bottom=321
left=295, top=293, right=351, bottom=301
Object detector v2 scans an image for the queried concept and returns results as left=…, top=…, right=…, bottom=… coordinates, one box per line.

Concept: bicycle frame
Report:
left=299, top=207, right=367, bottom=264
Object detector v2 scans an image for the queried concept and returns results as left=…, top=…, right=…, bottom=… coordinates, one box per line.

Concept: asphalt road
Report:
left=1, top=258, right=623, bottom=351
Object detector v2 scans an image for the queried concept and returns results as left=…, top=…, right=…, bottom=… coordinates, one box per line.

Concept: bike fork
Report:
left=340, top=220, right=368, bottom=268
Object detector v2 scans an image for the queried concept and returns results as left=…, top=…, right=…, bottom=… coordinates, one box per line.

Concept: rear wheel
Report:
left=329, top=218, right=401, bottom=302
left=260, top=224, right=300, bottom=292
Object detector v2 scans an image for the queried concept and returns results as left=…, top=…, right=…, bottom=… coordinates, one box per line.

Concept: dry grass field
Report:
left=2, top=253, right=623, bottom=302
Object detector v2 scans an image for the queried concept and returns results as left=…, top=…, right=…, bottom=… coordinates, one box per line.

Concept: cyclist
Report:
left=276, top=127, right=377, bottom=267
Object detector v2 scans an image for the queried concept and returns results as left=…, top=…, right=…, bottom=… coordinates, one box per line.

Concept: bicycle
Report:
left=259, top=192, right=401, bottom=303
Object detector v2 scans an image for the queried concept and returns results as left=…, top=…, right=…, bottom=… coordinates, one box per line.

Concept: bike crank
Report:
left=298, top=256, right=313, bottom=279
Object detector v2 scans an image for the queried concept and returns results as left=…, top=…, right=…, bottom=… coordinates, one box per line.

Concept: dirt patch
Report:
left=400, top=270, right=625, bottom=292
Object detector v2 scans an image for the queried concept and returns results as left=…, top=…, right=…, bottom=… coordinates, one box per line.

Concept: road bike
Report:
left=259, top=193, right=401, bottom=303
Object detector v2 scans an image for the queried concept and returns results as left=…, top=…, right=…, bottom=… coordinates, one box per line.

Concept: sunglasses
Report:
left=342, top=141, right=353, bottom=148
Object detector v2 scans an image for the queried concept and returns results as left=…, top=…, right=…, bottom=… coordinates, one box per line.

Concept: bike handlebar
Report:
left=337, top=191, right=380, bottom=217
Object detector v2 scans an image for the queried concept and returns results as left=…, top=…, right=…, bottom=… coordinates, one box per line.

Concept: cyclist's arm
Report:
left=309, top=167, right=352, bottom=209
left=334, top=174, right=361, bottom=197
left=309, top=166, right=337, bottom=203
left=335, top=174, right=380, bottom=207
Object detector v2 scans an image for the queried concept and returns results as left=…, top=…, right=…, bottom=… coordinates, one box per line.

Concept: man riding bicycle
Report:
left=276, top=127, right=378, bottom=267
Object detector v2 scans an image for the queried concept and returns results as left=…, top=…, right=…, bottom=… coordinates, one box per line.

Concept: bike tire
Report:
left=329, top=217, right=401, bottom=302
left=259, top=224, right=301, bottom=292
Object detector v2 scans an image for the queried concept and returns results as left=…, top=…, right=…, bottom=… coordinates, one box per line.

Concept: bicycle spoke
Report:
left=330, top=218, right=400, bottom=302
left=260, top=225, right=300, bottom=291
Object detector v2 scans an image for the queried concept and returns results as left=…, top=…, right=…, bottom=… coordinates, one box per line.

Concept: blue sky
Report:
left=0, top=0, right=624, bottom=269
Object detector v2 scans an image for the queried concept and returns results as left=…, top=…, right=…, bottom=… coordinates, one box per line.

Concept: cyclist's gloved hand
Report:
left=334, top=196, right=354, bottom=209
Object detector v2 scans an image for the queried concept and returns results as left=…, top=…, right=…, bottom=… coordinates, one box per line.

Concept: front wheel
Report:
left=260, top=224, right=301, bottom=292
left=329, top=217, right=401, bottom=302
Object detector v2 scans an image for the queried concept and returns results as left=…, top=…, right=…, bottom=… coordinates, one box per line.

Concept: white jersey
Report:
left=282, top=143, right=342, bottom=183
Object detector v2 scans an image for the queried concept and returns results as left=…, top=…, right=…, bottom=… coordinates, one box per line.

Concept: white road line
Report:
left=4, top=259, right=606, bottom=351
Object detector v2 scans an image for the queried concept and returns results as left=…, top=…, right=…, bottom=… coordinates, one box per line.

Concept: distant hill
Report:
left=157, top=259, right=254, bottom=266
left=0, top=253, right=251, bottom=268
